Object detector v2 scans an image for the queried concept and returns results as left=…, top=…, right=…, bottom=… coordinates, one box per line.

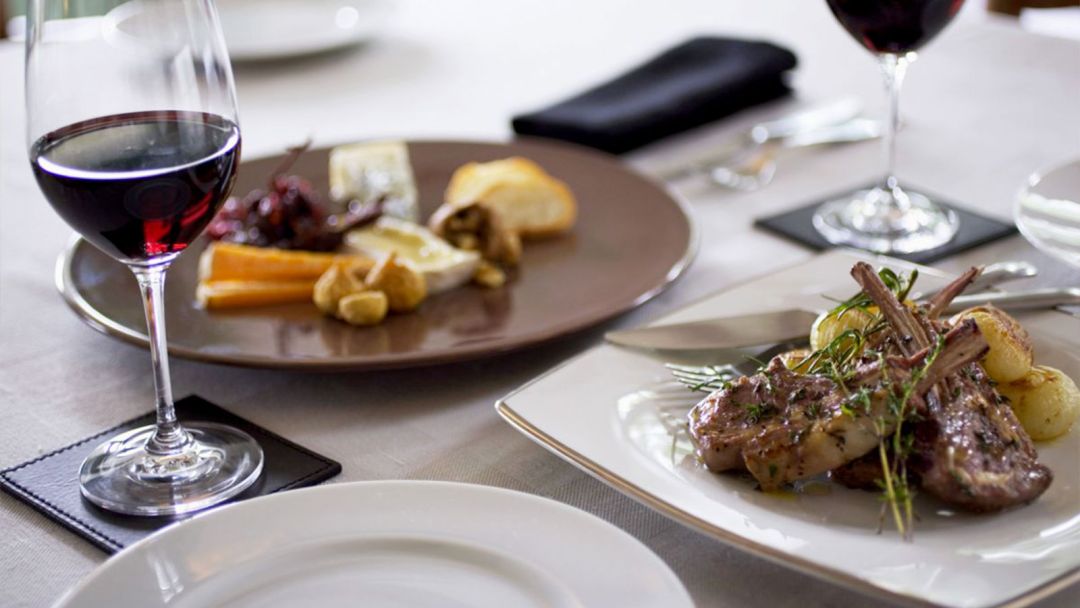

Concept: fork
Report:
left=667, top=342, right=803, bottom=393
left=666, top=363, right=740, bottom=393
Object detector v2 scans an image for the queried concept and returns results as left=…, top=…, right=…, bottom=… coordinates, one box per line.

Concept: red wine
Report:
left=826, top=0, right=965, bottom=54
left=31, top=111, right=240, bottom=263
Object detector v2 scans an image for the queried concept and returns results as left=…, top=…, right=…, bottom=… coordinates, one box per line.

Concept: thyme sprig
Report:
left=873, top=333, right=944, bottom=541
left=799, top=267, right=932, bottom=539
left=793, top=329, right=865, bottom=387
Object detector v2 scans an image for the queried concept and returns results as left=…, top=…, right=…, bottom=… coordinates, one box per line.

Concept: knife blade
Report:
left=604, top=309, right=821, bottom=352
left=607, top=288, right=1080, bottom=353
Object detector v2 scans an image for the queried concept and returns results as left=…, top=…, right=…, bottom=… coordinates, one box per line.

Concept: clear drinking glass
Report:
left=26, top=0, right=263, bottom=516
left=814, top=0, right=966, bottom=254
left=1015, top=159, right=1080, bottom=269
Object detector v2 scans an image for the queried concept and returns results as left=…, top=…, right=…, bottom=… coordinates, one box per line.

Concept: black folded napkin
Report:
left=512, top=37, right=797, bottom=154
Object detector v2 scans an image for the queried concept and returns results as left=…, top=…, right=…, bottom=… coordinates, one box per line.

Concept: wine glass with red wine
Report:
left=814, top=0, right=966, bottom=253
left=26, top=0, right=262, bottom=516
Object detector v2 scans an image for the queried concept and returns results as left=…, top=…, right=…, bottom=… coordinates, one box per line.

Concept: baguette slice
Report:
left=196, top=279, right=317, bottom=309
left=199, top=242, right=374, bottom=283
left=444, top=157, right=576, bottom=239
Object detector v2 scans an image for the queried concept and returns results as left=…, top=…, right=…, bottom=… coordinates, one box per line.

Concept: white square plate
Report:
left=497, top=250, right=1080, bottom=608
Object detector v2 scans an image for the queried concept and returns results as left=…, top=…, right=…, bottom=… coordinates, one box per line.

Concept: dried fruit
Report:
left=207, top=142, right=381, bottom=251
left=337, top=291, right=389, bottom=326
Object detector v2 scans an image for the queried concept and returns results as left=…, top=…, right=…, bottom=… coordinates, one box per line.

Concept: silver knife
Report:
left=605, top=309, right=820, bottom=351
left=606, top=288, right=1080, bottom=352
left=750, top=98, right=863, bottom=142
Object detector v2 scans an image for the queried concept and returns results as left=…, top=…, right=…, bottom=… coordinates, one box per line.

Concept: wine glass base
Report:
left=79, top=422, right=263, bottom=517
left=812, top=185, right=959, bottom=254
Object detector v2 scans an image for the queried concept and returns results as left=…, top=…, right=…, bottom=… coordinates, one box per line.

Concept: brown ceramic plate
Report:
left=57, top=139, right=696, bottom=371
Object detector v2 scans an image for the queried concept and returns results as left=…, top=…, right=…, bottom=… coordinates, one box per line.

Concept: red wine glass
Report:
left=814, top=0, right=966, bottom=254
left=26, top=0, right=262, bottom=516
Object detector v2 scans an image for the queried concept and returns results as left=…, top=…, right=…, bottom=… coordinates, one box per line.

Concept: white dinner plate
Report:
left=498, top=249, right=1080, bottom=608
left=54, top=481, right=692, bottom=607
left=216, top=0, right=391, bottom=62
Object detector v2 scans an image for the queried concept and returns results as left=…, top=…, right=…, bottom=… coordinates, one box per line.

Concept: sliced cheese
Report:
left=329, top=141, right=419, bottom=222
left=344, top=217, right=480, bottom=294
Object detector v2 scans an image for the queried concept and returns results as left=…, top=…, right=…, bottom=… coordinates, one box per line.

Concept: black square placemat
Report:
left=755, top=184, right=1017, bottom=264
left=0, top=395, right=341, bottom=554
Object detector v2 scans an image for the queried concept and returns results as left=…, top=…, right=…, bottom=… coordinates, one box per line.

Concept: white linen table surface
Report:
left=0, top=1, right=1077, bottom=606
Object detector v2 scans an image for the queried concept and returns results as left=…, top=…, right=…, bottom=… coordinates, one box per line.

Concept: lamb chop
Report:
left=832, top=264, right=983, bottom=492
left=850, top=262, right=1052, bottom=512
left=688, top=319, right=988, bottom=490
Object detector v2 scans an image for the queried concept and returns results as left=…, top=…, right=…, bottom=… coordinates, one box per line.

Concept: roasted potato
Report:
left=809, top=307, right=877, bottom=351
left=313, top=264, right=364, bottom=315
left=337, top=291, right=389, bottom=326
left=951, top=305, right=1033, bottom=383
left=997, top=365, right=1080, bottom=441
left=365, top=253, right=427, bottom=313
left=778, top=348, right=813, bottom=371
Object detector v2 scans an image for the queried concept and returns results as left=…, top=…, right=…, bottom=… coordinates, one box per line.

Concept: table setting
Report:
left=1, top=0, right=1078, bottom=607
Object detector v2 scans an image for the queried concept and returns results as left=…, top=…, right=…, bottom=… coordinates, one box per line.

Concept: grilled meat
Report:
left=688, top=321, right=988, bottom=490
left=851, top=262, right=1052, bottom=511
left=830, top=451, right=885, bottom=491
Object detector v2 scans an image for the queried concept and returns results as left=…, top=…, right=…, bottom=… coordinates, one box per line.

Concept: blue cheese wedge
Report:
left=329, top=141, right=419, bottom=222
left=344, top=217, right=480, bottom=294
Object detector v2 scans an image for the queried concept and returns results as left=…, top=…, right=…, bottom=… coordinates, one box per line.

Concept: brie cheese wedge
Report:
left=345, top=217, right=480, bottom=294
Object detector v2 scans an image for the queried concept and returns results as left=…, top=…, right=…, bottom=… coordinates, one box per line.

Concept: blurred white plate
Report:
left=498, top=249, right=1080, bottom=608
left=217, top=0, right=390, bottom=62
left=54, top=481, right=691, bottom=608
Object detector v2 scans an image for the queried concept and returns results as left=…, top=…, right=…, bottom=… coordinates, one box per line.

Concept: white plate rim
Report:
left=216, top=0, right=392, bottom=62
left=53, top=480, right=693, bottom=608
left=495, top=250, right=1080, bottom=608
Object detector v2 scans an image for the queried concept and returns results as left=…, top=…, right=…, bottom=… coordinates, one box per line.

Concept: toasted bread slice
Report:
left=445, top=157, right=576, bottom=239
left=199, top=242, right=374, bottom=283
left=196, top=279, right=317, bottom=309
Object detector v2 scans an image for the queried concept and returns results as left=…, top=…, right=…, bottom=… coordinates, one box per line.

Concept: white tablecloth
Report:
left=1, top=1, right=1078, bottom=606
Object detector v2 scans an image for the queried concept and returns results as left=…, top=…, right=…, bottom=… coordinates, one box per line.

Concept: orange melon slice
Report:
left=198, top=242, right=374, bottom=283
left=196, top=279, right=318, bottom=310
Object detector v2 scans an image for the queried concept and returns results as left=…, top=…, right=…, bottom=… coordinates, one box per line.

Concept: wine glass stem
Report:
left=879, top=53, right=910, bottom=205
left=132, top=265, right=190, bottom=456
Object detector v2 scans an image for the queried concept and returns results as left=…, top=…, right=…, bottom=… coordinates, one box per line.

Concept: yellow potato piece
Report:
left=998, top=365, right=1080, bottom=441
left=778, top=348, right=813, bottom=371
left=952, top=306, right=1033, bottom=383
left=199, top=242, right=373, bottom=283
left=809, top=307, right=878, bottom=352
left=196, top=280, right=317, bottom=309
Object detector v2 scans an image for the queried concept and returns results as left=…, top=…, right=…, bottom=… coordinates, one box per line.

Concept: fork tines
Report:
left=666, top=363, right=736, bottom=393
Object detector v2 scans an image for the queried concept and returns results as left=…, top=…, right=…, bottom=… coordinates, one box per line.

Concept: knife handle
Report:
left=945, top=288, right=1080, bottom=314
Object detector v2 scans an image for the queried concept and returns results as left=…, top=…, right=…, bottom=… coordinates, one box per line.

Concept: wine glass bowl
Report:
left=814, top=0, right=966, bottom=254
left=1015, top=159, right=1080, bottom=269
left=26, top=0, right=262, bottom=516
left=825, top=0, right=966, bottom=54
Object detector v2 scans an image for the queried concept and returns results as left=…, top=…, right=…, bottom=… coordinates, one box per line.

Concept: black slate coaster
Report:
left=0, top=395, right=341, bottom=554
left=755, top=184, right=1017, bottom=265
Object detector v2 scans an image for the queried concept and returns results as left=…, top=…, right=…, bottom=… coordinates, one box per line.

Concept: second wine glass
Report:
left=814, top=0, right=966, bottom=254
